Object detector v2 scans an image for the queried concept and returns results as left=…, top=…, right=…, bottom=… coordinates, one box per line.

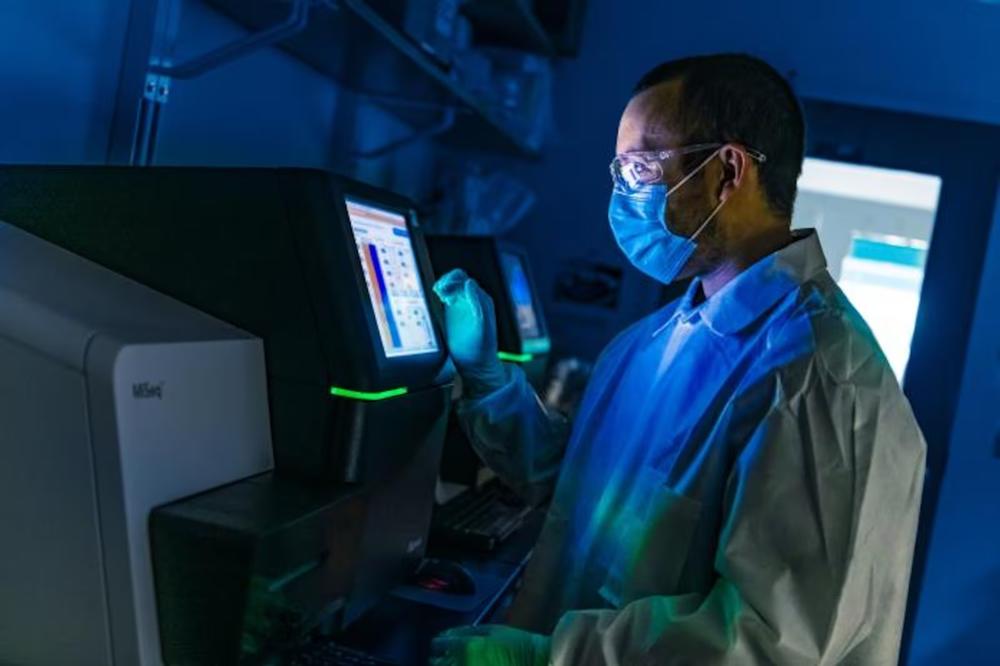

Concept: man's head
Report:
left=615, top=54, right=805, bottom=280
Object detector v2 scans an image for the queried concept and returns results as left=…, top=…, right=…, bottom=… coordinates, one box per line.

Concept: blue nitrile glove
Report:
left=430, top=625, right=551, bottom=666
left=433, top=269, right=507, bottom=398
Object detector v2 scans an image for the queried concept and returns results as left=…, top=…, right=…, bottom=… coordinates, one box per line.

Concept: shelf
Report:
left=203, top=0, right=540, bottom=158
left=461, top=0, right=555, bottom=56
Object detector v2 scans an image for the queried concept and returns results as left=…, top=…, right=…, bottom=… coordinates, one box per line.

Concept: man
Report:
left=430, top=54, right=926, bottom=665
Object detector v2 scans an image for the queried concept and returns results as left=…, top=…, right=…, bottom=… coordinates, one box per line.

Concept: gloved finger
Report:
left=461, top=275, right=492, bottom=308
left=461, top=280, right=496, bottom=328
left=433, top=269, right=470, bottom=304
left=462, top=279, right=486, bottom=323
left=478, top=282, right=496, bottom=323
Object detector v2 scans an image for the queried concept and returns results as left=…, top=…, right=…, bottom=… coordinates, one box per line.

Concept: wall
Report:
left=909, top=183, right=1000, bottom=664
left=0, top=2, right=131, bottom=164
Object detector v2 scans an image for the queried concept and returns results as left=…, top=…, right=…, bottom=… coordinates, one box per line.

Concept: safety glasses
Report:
left=609, top=142, right=767, bottom=192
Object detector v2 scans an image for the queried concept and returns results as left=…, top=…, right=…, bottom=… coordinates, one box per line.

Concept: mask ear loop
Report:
left=665, top=147, right=723, bottom=197
left=662, top=147, right=726, bottom=240
left=690, top=196, right=726, bottom=242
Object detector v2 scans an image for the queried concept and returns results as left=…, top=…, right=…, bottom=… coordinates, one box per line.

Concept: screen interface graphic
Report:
left=347, top=198, right=439, bottom=358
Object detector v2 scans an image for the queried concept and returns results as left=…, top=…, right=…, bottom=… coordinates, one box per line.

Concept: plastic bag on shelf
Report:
left=426, top=164, right=537, bottom=236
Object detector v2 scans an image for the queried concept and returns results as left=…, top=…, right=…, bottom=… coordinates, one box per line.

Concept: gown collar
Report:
left=674, top=229, right=828, bottom=336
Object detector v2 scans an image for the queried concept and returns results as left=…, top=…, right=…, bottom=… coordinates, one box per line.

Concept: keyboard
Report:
left=431, top=480, right=531, bottom=552
left=285, top=641, right=399, bottom=666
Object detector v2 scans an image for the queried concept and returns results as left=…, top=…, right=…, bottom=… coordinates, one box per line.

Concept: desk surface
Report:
left=337, top=510, right=546, bottom=665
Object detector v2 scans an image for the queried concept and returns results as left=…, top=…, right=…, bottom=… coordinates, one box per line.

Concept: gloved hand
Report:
left=433, top=269, right=507, bottom=397
left=430, top=625, right=551, bottom=666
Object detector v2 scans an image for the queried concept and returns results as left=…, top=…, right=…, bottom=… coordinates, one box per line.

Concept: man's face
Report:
left=615, top=81, right=724, bottom=275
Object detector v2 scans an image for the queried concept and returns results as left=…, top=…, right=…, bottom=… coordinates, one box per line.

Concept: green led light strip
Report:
left=497, top=351, right=534, bottom=363
left=329, top=386, right=408, bottom=401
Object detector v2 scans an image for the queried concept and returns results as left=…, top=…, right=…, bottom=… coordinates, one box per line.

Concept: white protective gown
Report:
left=457, top=230, right=926, bottom=665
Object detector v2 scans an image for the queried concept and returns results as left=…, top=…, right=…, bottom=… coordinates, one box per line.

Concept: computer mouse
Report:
left=412, top=558, right=477, bottom=596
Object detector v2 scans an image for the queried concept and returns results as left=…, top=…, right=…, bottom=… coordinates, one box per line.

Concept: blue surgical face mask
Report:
left=608, top=150, right=726, bottom=284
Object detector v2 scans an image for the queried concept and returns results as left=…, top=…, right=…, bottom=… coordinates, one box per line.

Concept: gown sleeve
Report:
left=455, top=362, right=571, bottom=503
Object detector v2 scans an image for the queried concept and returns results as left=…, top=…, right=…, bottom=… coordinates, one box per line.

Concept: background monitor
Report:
left=500, top=250, right=543, bottom=341
left=346, top=197, right=439, bottom=359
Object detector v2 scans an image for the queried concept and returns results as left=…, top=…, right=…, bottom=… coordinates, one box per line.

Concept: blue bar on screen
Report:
left=368, top=244, right=401, bottom=348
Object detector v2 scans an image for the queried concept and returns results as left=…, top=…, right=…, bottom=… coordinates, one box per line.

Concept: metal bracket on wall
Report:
left=130, top=0, right=321, bottom=165
left=130, top=73, right=171, bottom=166
left=129, top=0, right=467, bottom=163
left=148, top=0, right=319, bottom=80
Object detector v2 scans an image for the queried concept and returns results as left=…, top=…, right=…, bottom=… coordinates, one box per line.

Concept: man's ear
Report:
left=717, top=145, right=749, bottom=203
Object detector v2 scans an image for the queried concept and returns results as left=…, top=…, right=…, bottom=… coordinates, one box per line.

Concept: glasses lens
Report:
left=611, top=156, right=661, bottom=190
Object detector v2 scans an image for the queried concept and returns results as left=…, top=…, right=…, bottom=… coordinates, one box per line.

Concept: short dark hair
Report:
left=634, top=54, right=805, bottom=219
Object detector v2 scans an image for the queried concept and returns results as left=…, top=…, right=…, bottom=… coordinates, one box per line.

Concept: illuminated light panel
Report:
left=497, top=351, right=534, bottom=363
left=329, top=386, right=408, bottom=401
left=798, top=157, right=941, bottom=211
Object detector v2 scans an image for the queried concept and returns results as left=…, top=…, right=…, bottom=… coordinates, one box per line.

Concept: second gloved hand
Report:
left=433, top=269, right=507, bottom=397
left=430, top=625, right=551, bottom=666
